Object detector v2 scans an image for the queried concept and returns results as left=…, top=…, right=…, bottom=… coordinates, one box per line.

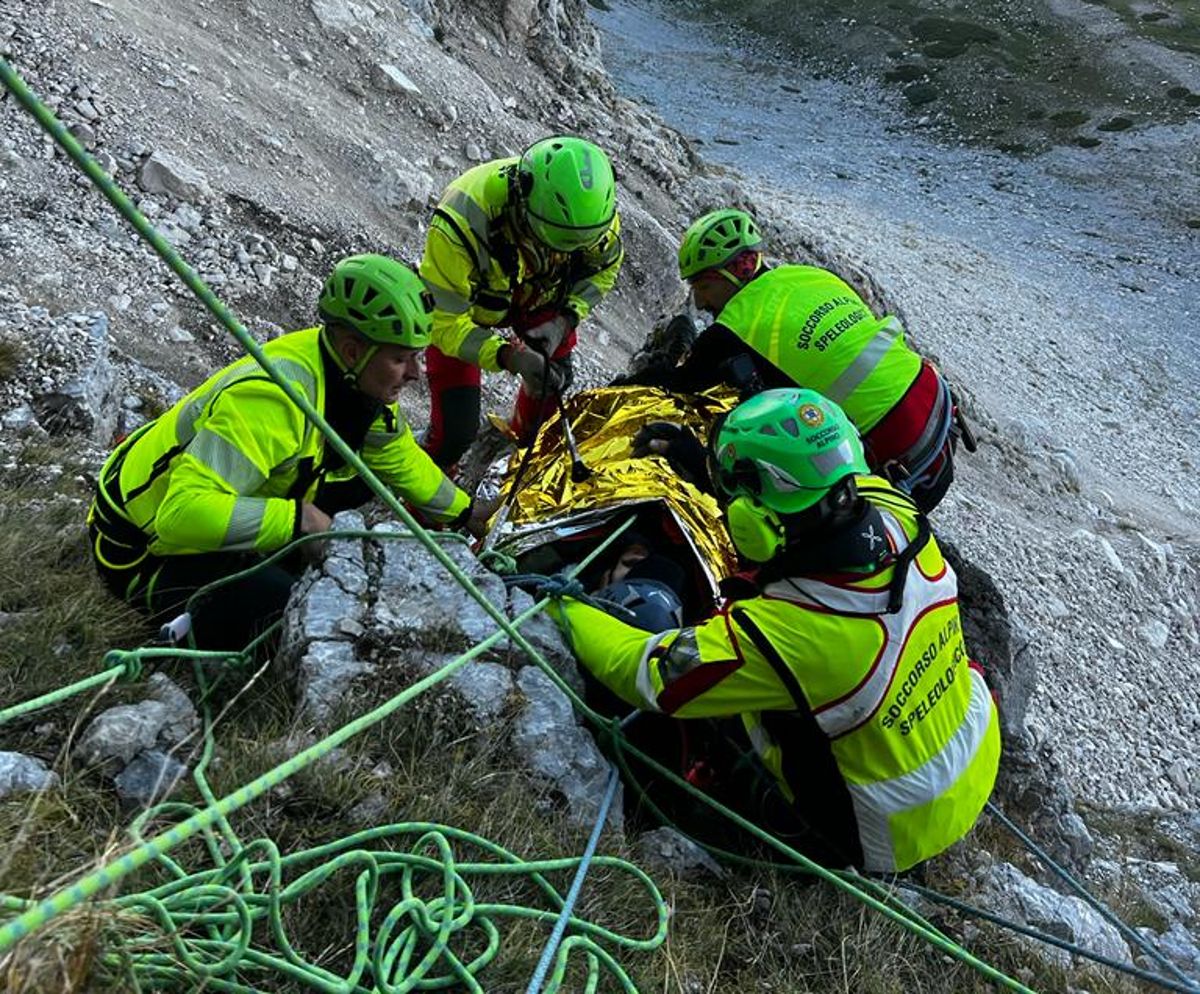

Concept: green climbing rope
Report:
left=105, top=822, right=667, bottom=993
left=0, top=49, right=1161, bottom=994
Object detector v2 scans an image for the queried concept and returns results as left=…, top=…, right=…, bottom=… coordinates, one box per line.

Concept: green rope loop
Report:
left=476, top=548, right=518, bottom=574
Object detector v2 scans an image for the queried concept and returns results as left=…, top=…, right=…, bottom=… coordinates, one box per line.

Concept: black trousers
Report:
left=89, top=519, right=298, bottom=652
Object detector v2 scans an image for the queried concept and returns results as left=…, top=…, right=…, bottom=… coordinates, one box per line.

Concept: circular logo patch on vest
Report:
left=797, top=403, right=825, bottom=428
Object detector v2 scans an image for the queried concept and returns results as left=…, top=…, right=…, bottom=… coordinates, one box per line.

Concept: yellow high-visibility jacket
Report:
left=90, top=327, right=468, bottom=558
left=553, top=478, right=1000, bottom=872
left=419, top=157, right=623, bottom=371
left=717, top=266, right=923, bottom=432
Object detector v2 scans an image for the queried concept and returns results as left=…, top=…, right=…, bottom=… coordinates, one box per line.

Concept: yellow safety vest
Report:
left=557, top=478, right=999, bottom=871
left=419, top=157, right=623, bottom=371
left=89, top=327, right=468, bottom=560
left=717, top=266, right=923, bottom=432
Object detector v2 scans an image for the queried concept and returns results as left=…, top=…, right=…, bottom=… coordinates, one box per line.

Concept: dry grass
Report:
left=0, top=339, right=21, bottom=381
left=0, top=442, right=1160, bottom=993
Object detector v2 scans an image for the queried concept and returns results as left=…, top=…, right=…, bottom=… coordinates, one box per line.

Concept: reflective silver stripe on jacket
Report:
left=847, top=667, right=993, bottom=871
left=423, top=279, right=471, bottom=315
left=634, top=631, right=673, bottom=711
left=824, top=316, right=905, bottom=405
left=458, top=326, right=497, bottom=366
left=569, top=278, right=604, bottom=310
left=442, top=189, right=493, bottom=273
left=189, top=428, right=266, bottom=492
left=364, top=409, right=409, bottom=449
left=414, top=475, right=461, bottom=520
left=223, top=497, right=267, bottom=549
left=175, top=357, right=318, bottom=447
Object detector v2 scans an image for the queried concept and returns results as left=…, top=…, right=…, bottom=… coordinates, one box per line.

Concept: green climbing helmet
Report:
left=318, top=254, right=434, bottom=347
left=519, top=136, right=616, bottom=252
left=678, top=208, right=763, bottom=280
left=713, top=388, right=868, bottom=514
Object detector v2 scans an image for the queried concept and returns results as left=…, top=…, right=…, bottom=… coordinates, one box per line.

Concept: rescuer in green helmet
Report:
left=419, top=135, right=623, bottom=468
left=550, top=387, right=1000, bottom=873
left=87, top=254, right=483, bottom=650
left=630, top=207, right=969, bottom=514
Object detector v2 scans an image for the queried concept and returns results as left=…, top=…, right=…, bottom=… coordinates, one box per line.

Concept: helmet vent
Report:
left=360, top=285, right=379, bottom=307
left=758, top=424, right=779, bottom=436
left=781, top=418, right=800, bottom=437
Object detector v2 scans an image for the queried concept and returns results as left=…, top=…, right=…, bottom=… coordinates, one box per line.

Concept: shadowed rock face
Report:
left=941, top=536, right=1094, bottom=870
left=939, top=537, right=1033, bottom=741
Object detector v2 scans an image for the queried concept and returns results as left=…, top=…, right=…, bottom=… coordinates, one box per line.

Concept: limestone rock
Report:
left=373, top=528, right=508, bottom=651
left=294, top=639, right=374, bottom=724
left=372, top=63, right=421, bottom=96
left=76, top=701, right=173, bottom=776
left=113, top=749, right=187, bottom=808
left=1123, top=859, right=1199, bottom=925
left=310, top=0, right=374, bottom=32
left=637, top=827, right=724, bottom=879
left=74, top=676, right=197, bottom=777
left=511, top=665, right=622, bottom=830
left=398, top=650, right=515, bottom=723
left=138, top=150, right=211, bottom=200
left=0, top=751, right=60, bottom=797
left=29, top=312, right=118, bottom=439
left=346, top=790, right=390, bottom=826
left=993, top=728, right=1094, bottom=870
left=508, top=588, right=586, bottom=697
left=447, top=659, right=514, bottom=723
left=1137, top=922, right=1200, bottom=975
left=980, top=862, right=1132, bottom=970
left=144, top=673, right=200, bottom=745
left=1, top=403, right=47, bottom=436
left=290, top=574, right=365, bottom=642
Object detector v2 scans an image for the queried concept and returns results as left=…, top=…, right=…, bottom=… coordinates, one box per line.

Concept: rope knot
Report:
left=107, top=651, right=144, bottom=683
left=534, top=573, right=586, bottom=601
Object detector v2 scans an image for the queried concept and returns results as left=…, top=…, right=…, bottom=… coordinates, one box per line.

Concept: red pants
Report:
left=862, top=361, right=955, bottom=513
left=423, top=328, right=577, bottom=469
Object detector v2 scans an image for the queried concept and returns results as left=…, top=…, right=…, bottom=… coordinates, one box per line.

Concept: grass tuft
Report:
left=0, top=339, right=21, bottom=381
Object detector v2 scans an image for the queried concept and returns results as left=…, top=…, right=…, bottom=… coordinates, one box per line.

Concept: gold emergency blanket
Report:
left=487, top=386, right=740, bottom=591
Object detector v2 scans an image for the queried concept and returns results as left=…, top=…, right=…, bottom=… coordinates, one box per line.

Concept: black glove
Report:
left=632, top=421, right=712, bottom=491
left=503, top=345, right=568, bottom=396
left=718, top=353, right=764, bottom=401
left=548, top=352, right=574, bottom=394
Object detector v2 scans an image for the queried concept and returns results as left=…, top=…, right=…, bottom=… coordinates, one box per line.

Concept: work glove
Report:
left=632, top=421, right=712, bottom=491
left=549, top=352, right=575, bottom=393
left=522, top=313, right=572, bottom=358
left=502, top=344, right=558, bottom=395
left=463, top=495, right=500, bottom=540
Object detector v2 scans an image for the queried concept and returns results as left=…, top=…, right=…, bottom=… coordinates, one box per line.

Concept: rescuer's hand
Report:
left=632, top=422, right=712, bottom=491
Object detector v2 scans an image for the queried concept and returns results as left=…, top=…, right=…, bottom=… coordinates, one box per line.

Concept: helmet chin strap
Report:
left=715, top=267, right=745, bottom=290
left=321, top=326, right=378, bottom=388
